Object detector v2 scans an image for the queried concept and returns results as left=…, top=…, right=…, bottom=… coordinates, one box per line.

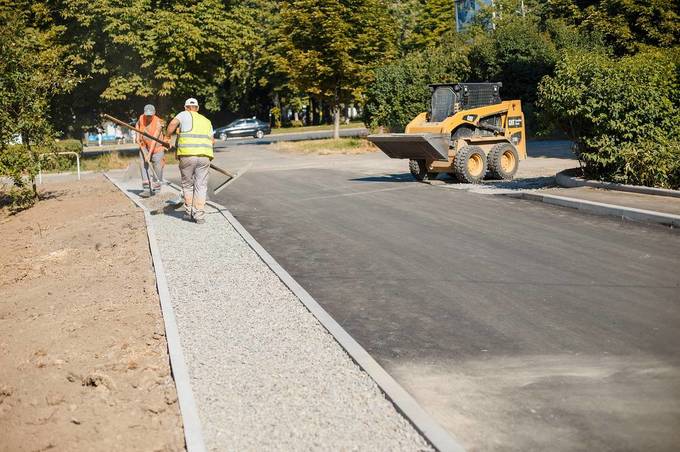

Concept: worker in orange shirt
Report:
left=136, top=104, right=165, bottom=190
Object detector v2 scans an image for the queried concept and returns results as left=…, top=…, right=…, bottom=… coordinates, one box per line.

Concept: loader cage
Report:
left=427, top=82, right=503, bottom=123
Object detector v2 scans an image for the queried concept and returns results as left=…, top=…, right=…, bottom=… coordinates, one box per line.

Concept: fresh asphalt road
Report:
left=207, top=144, right=680, bottom=451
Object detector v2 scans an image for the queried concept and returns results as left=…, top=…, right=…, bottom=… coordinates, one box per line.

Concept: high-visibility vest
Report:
left=137, top=114, right=164, bottom=153
left=177, top=111, right=214, bottom=159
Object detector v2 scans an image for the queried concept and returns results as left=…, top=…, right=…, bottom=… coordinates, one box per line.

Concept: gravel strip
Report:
left=113, top=177, right=431, bottom=451
left=434, top=176, right=557, bottom=194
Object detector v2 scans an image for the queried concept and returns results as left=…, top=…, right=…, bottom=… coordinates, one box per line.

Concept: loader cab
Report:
left=427, top=83, right=502, bottom=123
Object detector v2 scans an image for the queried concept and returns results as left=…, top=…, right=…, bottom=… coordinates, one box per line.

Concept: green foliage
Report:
left=277, top=0, right=396, bottom=111
left=539, top=48, right=680, bottom=188
left=617, top=138, right=680, bottom=189
left=0, top=3, right=77, bottom=209
left=537, top=0, right=679, bottom=55
left=363, top=44, right=471, bottom=131
left=406, top=0, right=457, bottom=50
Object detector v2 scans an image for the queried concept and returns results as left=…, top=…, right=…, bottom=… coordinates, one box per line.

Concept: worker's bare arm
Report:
left=165, top=118, right=180, bottom=141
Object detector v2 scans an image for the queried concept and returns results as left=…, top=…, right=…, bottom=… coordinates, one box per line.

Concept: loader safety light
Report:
left=464, top=114, right=477, bottom=122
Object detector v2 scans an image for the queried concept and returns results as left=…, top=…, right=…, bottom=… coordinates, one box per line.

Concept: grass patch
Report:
left=41, top=151, right=178, bottom=173
left=271, top=138, right=377, bottom=155
left=270, top=121, right=365, bottom=135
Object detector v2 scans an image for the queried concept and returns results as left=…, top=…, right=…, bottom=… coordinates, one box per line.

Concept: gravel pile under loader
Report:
left=369, top=82, right=527, bottom=183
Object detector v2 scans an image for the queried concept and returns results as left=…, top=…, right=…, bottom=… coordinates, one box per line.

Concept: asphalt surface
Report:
left=207, top=143, right=680, bottom=451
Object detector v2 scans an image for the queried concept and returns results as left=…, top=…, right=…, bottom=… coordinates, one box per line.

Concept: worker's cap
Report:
left=143, top=104, right=155, bottom=115
left=184, top=98, right=199, bottom=107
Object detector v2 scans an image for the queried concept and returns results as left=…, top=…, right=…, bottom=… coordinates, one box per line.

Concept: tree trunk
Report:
left=333, top=106, right=340, bottom=140
left=23, top=131, right=38, bottom=198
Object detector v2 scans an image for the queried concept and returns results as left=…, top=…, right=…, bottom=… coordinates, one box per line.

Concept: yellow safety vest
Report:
left=177, top=111, right=214, bottom=159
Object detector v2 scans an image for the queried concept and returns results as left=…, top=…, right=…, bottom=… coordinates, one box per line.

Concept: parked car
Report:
left=214, top=118, right=271, bottom=140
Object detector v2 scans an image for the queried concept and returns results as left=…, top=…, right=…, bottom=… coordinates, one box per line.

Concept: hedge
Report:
left=539, top=48, right=680, bottom=189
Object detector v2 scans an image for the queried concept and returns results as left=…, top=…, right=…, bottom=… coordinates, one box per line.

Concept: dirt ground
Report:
left=0, top=176, right=184, bottom=451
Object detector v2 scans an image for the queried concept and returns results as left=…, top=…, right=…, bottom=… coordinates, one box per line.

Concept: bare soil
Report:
left=0, top=176, right=184, bottom=451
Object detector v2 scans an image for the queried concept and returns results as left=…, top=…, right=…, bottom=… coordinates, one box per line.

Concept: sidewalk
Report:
left=541, top=186, right=680, bottom=216
left=105, top=171, right=442, bottom=451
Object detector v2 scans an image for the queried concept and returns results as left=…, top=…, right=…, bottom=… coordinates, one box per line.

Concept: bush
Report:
left=0, top=145, right=38, bottom=212
left=539, top=47, right=680, bottom=188
left=37, top=139, right=85, bottom=173
left=363, top=43, right=470, bottom=132
left=467, top=17, right=558, bottom=136
left=289, top=119, right=304, bottom=128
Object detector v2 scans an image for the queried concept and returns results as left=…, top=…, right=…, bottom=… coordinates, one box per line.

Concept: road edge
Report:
left=104, top=174, right=207, bottom=452
left=555, top=169, right=680, bottom=198
left=190, top=186, right=465, bottom=452
left=515, top=191, right=680, bottom=228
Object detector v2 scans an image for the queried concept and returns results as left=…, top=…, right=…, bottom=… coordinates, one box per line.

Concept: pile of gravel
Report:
left=114, top=177, right=431, bottom=451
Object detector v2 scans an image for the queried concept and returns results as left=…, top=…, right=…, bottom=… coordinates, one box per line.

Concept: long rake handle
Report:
left=101, top=113, right=234, bottom=177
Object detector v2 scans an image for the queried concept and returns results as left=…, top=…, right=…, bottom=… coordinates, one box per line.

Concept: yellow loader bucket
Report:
left=367, top=133, right=450, bottom=161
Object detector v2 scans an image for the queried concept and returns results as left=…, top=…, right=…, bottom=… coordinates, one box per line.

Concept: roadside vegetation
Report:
left=270, top=122, right=365, bottom=135
left=2, top=0, right=679, bottom=212
left=271, top=138, right=377, bottom=155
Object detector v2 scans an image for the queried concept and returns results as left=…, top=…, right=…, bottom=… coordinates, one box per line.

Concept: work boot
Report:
left=182, top=213, right=192, bottom=222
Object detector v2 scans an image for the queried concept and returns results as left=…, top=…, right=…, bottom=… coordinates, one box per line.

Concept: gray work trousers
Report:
left=179, top=156, right=210, bottom=221
left=140, top=150, right=165, bottom=185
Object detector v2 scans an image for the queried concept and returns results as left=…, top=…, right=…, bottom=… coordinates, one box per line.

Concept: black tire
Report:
left=409, top=159, right=438, bottom=181
left=255, top=129, right=264, bottom=139
left=453, top=145, right=487, bottom=183
left=487, top=142, right=519, bottom=180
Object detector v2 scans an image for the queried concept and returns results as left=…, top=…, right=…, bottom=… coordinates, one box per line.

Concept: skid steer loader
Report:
left=368, top=82, right=526, bottom=183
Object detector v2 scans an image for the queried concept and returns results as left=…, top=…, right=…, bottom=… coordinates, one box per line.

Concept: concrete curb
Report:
left=556, top=169, right=680, bottom=198
left=517, top=191, right=680, bottom=228
left=163, top=182, right=464, bottom=452
left=104, top=174, right=207, bottom=452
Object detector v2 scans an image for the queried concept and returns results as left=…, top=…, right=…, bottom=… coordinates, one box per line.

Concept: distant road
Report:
left=82, top=127, right=369, bottom=156
left=214, top=127, right=368, bottom=149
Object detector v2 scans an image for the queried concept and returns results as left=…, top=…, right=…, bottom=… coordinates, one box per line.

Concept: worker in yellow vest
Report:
left=165, top=98, right=214, bottom=224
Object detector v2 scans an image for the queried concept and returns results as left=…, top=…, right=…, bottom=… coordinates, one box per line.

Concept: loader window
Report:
left=430, top=86, right=456, bottom=122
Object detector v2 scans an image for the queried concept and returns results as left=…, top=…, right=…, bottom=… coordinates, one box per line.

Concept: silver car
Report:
left=214, top=118, right=271, bottom=140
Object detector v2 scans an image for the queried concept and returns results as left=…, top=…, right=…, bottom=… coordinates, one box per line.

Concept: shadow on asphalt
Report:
left=351, top=173, right=415, bottom=183
left=526, top=140, right=574, bottom=159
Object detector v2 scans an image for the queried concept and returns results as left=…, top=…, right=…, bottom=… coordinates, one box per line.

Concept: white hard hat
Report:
left=184, top=98, right=199, bottom=107
left=143, top=104, right=155, bottom=115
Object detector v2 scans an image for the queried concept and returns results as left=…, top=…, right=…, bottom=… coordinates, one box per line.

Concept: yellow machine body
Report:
left=368, top=83, right=527, bottom=182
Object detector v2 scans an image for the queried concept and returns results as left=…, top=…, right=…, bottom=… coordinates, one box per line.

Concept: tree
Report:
left=277, top=0, right=396, bottom=138
left=405, top=0, right=457, bottom=50
left=0, top=3, right=78, bottom=209
left=537, top=0, right=680, bottom=55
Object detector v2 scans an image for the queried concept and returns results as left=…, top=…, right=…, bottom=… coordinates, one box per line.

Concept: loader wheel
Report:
left=488, top=143, right=519, bottom=180
left=409, top=159, right=438, bottom=181
left=453, top=145, right=487, bottom=183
